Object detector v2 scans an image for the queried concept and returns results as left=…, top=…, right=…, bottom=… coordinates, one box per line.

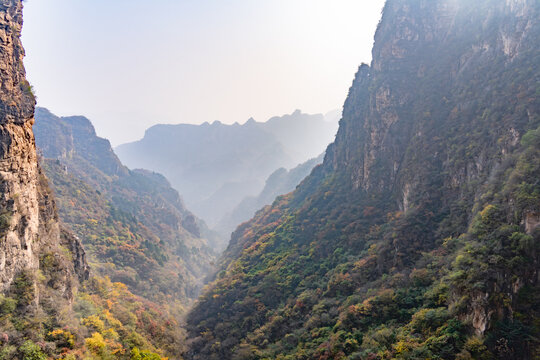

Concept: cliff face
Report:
left=328, top=0, right=538, bottom=194
left=0, top=0, right=87, bottom=299
left=186, top=0, right=540, bottom=359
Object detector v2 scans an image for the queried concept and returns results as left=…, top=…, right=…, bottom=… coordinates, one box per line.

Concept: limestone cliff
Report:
left=0, top=0, right=87, bottom=302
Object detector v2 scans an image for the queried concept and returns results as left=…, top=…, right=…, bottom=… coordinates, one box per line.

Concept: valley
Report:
left=0, top=0, right=538, bottom=359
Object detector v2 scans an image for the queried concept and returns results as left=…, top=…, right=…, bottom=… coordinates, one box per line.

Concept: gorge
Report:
left=0, top=0, right=538, bottom=359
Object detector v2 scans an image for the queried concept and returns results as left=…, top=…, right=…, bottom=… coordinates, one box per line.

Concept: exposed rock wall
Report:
left=0, top=0, right=87, bottom=299
left=326, top=0, right=538, bottom=206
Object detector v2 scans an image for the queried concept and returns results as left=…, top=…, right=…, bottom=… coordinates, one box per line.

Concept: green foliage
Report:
left=71, top=276, right=183, bottom=357
left=130, top=347, right=163, bottom=360
left=0, top=210, right=12, bottom=234
left=41, top=154, right=214, bottom=305
left=0, top=295, right=16, bottom=315
left=185, top=4, right=540, bottom=358
left=18, top=341, right=46, bottom=360
left=12, top=271, right=36, bottom=308
left=19, top=79, right=36, bottom=101
left=521, top=127, right=540, bottom=147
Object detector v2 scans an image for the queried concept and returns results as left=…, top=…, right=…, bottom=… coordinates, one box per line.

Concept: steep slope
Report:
left=216, top=154, right=324, bottom=237
left=186, top=0, right=540, bottom=359
left=0, top=0, right=89, bottom=357
left=34, top=108, right=216, bottom=304
left=115, top=110, right=338, bottom=229
left=0, top=4, right=188, bottom=357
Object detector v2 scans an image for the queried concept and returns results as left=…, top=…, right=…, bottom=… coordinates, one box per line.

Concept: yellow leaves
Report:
left=75, top=275, right=182, bottom=357
left=49, top=329, right=65, bottom=337
left=85, top=331, right=125, bottom=357
left=94, top=309, right=122, bottom=330
left=82, top=315, right=105, bottom=333
left=244, top=234, right=272, bottom=255
left=47, top=329, right=75, bottom=348
left=85, top=332, right=106, bottom=352
left=113, top=281, right=128, bottom=292
left=479, top=204, right=496, bottom=220
left=102, top=328, right=120, bottom=341
left=394, top=339, right=412, bottom=354
left=367, top=243, right=378, bottom=255
left=105, top=299, right=114, bottom=310
left=442, top=236, right=453, bottom=248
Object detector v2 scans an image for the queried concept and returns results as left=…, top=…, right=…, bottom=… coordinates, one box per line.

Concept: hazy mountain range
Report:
left=116, top=110, right=339, bottom=230
left=215, top=153, right=325, bottom=236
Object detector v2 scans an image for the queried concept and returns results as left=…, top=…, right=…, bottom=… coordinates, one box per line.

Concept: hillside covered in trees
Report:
left=1, top=0, right=539, bottom=358
left=34, top=108, right=217, bottom=305
left=185, top=0, right=540, bottom=359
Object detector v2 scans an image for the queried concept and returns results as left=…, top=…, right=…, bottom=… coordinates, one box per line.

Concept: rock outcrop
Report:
left=0, top=0, right=87, bottom=302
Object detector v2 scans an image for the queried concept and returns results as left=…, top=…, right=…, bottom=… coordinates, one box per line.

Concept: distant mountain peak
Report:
left=115, top=110, right=338, bottom=229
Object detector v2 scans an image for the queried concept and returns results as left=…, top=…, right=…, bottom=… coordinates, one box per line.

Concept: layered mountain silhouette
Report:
left=216, top=153, right=325, bottom=236
left=116, top=110, right=339, bottom=235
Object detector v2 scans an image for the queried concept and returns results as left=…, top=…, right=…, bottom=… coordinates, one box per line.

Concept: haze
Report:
left=22, top=0, right=385, bottom=145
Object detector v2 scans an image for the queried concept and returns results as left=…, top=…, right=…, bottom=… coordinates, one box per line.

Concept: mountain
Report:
left=0, top=2, right=184, bottom=358
left=257, top=110, right=339, bottom=166
left=215, top=153, right=325, bottom=237
left=115, top=110, right=339, bottom=231
left=0, top=1, right=88, bottom=357
left=34, top=107, right=217, bottom=304
left=185, top=0, right=540, bottom=359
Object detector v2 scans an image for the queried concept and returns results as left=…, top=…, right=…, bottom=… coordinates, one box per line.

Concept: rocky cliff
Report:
left=0, top=4, right=190, bottom=356
left=0, top=0, right=87, bottom=298
left=186, top=0, right=540, bottom=359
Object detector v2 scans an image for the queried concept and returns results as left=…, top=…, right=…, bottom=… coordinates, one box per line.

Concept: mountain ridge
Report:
left=185, top=0, right=540, bottom=358
left=115, top=110, right=339, bottom=234
left=215, top=153, right=325, bottom=237
left=34, top=107, right=217, bottom=303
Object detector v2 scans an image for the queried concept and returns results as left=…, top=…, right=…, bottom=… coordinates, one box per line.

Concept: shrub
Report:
left=18, top=341, right=46, bottom=360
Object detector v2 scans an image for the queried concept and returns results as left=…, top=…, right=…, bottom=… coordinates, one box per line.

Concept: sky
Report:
left=22, top=0, right=386, bottom=146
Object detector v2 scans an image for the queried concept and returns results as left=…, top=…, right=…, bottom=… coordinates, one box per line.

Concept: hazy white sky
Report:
left=22, top=0, right=385, bottom=145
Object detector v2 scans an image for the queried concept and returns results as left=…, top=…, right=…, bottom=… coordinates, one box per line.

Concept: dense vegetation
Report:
left=188, top=128, right=540, bottom=359
left=0, top=274, right=185, bottom=359
left=0, top=172, right=182, bottom=359
left=0, top=108, right=222, bottom=359
left=34, top=108, right=216, bottom=305
left=186, top=0, right=540, bottom=359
